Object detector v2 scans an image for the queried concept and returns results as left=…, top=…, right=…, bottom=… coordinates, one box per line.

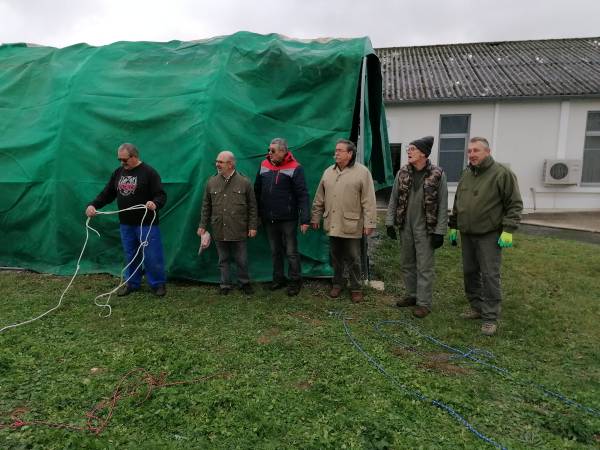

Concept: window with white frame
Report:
left=582, top=111, right=600, bottom=183
left=438, top=114, right=470, bottom=182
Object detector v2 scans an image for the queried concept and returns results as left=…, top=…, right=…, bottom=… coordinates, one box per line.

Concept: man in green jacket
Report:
left=448, top=137, right=523, bottom=336
left=385, top=136, right=448, bottom=318
left=197, top=151, right=258, bottom=295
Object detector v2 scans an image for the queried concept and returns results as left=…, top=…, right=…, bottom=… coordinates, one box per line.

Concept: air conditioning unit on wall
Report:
left=543, top=159, right=581, bottom=185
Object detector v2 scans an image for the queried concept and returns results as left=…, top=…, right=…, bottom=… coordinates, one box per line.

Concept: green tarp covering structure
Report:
left=0, top=32, right=393, bottom=282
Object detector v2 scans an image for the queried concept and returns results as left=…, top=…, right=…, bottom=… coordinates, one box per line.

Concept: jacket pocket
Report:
left=322, top=210, right=331, bottom=232
left=342, top=211, right=360, bottom=234
left=232, top=189, right=246, bottom=205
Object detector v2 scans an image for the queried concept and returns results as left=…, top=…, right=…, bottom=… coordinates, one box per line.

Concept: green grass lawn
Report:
left=1, top=230, right=599, bottom=449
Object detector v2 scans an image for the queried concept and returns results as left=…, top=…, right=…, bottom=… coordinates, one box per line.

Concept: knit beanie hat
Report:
left=409, top=136, right=434, bottom=157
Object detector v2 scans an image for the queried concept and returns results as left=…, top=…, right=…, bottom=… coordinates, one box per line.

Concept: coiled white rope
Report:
left=0, top=204, right=154, bottom=333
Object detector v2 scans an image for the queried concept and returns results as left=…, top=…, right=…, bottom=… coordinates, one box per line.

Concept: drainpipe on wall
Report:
left=357, top=57, right=370, bottom=282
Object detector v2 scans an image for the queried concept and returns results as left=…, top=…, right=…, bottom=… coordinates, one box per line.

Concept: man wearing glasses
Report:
left=197, top=151, right=258, bottom=296
left=385, top=136, right=448, bottom=318
left=86, top=143, right=167, bottom=297
left=311, top=139, right=377, bottom=303
left=254, top=138, right=310, bottom=296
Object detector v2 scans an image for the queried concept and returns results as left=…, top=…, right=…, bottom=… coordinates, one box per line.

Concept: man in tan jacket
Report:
left=311, top=139, right=377, bottom=302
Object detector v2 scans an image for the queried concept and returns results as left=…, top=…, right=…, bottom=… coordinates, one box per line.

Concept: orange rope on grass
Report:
left=0, top=368, right=223, bottom=435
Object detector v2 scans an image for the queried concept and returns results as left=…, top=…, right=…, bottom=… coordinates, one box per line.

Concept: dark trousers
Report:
left=329, top=236, right=362, bottom=291
left=265, top=220, right=301, bottom=283
left=460, top=231, right=503, bottom=322
left=119, top=224, right=166, bottom=289
left=215, top=240, right=249, bottom=288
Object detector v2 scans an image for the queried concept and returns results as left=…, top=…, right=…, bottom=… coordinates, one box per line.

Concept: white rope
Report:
left=91, top=205, right=156, bottom=318
left=0, top=204, right=154, bottom=333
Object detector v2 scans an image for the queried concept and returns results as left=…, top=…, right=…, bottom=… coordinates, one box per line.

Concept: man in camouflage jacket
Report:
left=386, top=136, right=448, bottom=318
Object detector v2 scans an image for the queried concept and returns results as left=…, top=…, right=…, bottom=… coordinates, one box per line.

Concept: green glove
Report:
left=448, top=228, right=458, bottom=246
left=498, top=231, right=513, bottom=248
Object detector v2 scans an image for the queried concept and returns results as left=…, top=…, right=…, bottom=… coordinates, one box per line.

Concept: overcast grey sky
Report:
left=1, top=0, right=599, bottom=49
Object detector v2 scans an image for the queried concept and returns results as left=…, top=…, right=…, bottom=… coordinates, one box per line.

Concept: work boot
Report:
left=219, top=287, right=231, bottom=296
left=240, top=283, right=254, bottom=296
left=269, top=280, right=287, bottom=291
left=350, top=290, right=364, bottom=303
left=481, top=322, right=497, bottom=336
left=413, top=306, right=430, bottom=318
left=395, top=297, right=417, bottom=308
left=460, top=308, right=482, bottom=319
left=286, top=282, right=301, bottom=297
left=153, top=284, right=166, bottom=297
left=329, top=286, right=342, bottom=298
left=117, top=284, right=136, bottom=297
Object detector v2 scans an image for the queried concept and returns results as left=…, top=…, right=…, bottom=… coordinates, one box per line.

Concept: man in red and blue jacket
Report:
left=254, top=138, right=310, bottom=296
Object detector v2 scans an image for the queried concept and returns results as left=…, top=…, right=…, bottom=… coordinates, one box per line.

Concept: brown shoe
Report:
left=460, top=308, right=482, bottom=320
left=481, top=322, right=497, bottom=336
left=351, top=290, right=364, bottom=303
left=329, top=287, right=342, bottom=298
left=395, top=297, right=417, bottom=308
left=413, top=306, right=430, bottom=318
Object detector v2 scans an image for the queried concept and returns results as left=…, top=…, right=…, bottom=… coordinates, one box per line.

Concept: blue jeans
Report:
left=119, top=224, right=166, bottom=289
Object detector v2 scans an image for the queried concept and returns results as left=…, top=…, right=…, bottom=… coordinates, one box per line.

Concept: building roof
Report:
left=376, top=37, right=600, bottom=103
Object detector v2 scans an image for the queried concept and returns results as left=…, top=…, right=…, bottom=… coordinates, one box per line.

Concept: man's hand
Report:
left=364, top=227, right=375, bottom=236
left=145, top=201, right=157, bottom=211
left=248, top=229, right=257, bottom=238
left=197, top=227, right=205, bottom=237
left=300, top=224, right=309, bottom=234
left=448, top=228, right=458, bottom=246
left=386, top=226, right=397, bottom=240
left=311, top=222, right=320, bottom=230
left=85, top=205, right=97, bottom=217
left=431, top=233, right=444, bottom=249
left=498, top=231, right=513, bottom=248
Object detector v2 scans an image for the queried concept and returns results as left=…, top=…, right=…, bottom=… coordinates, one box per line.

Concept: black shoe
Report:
left=395, top=297, right=417, bottom=307
left=153, top=285, right=166, bottom=297
left=241, top=284, right=254, bottom=295
left=219, top=287, right=231, bottom=296
left=269, top=280, right=287, bottom=291
left=117, top=284, right=137, bottom=297
left=286, top=282, right=301, bottom=297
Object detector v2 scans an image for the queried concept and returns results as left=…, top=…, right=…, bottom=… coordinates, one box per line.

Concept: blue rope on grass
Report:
left=375, top=319, right=600, bottom=418
left=333, top=311, right=507, bottom=450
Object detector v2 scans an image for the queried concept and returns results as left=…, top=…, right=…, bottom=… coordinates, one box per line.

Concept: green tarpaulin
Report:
left=0, top=32, right=393, bottom=283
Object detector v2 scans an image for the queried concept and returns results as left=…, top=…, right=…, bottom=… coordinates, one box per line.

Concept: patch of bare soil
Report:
left=257, top=327, right=281, bottom=345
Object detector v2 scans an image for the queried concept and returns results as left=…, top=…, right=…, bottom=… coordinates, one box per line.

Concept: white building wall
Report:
left=385, top=99, right=600, bottom=211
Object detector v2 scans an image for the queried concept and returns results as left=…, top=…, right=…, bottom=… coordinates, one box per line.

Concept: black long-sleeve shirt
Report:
left=89, top=162, right=167, bottom=225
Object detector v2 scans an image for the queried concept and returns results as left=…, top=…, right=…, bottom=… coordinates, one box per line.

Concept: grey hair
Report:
left=336, top=138, right=357, bottom=166
left=118, top=143, right=139, bottom=158
left=469, top=137, right=490, bottom=149
left=219, top=150, right=236, bottom=165
left=270, top=138, right=288, bottom=152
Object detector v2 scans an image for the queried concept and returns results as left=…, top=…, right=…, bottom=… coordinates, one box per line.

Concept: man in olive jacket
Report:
left=311, top=139, right=377, bottom=303
left=385, top=136, right=448, bottom=318
left=448, top=137, right=523, bottom=336
left=197, top=151, right=258, bottom=295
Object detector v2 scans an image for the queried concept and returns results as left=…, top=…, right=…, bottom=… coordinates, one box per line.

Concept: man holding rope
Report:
left=85, top=143, right=167, bottom=297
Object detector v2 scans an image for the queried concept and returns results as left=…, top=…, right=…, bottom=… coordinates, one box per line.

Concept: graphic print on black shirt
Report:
left=118, top=176, right=138, bottom=196
left=89, top=162, right=167, bottom=226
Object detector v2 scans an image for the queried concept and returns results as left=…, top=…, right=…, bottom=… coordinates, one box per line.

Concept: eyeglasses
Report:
left=268, top=148, right=279, bottom=154
left=334, top=149, right=350, bottom=153
left=215, top=160, right=230, bottom=164
left=118, top=156, right=131, bottom=162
